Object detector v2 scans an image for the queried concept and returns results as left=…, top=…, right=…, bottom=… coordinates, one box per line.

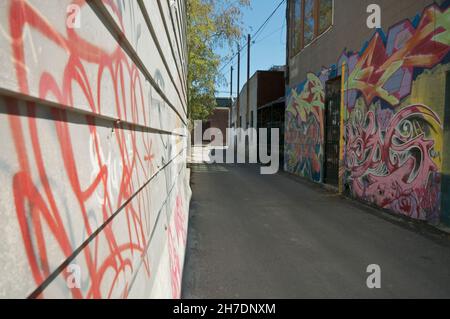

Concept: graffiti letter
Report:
left=366, top=4, right=381, bottom=29
left=366, top=264, right=381, bottom=289
left=66, top=4, right=81, bottom=29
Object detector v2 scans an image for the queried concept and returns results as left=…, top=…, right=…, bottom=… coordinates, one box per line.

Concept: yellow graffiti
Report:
left=346, top=5, right=450, bottom=107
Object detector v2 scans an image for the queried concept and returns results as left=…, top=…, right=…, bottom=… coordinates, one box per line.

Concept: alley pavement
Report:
left=182, top=159, right=450, bottom=298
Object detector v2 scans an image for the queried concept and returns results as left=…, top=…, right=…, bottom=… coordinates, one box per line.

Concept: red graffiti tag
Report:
left=6, top=0, right=162, bottom=298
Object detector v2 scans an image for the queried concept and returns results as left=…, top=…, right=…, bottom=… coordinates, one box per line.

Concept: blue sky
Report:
left=215, top=0, right=287, bottom=98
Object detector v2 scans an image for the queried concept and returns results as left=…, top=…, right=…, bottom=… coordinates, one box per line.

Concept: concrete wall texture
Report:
left=285, top=0, right=450, bottom=225
left=0, top=0, right=191, bottom=298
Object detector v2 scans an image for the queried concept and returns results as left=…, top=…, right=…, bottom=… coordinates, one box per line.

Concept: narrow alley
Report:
left=182, top=161, right=450, bottom=299
left=1, top=0, right=450, bottom=305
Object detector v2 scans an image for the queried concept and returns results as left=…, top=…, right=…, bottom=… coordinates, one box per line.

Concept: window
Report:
left=319, top=0, right=333, bottom=34
left=290, top=0, right=303, bottom=56
left=289, top=0, right=333, bottom=57
left=303, top=0, right=315, bottom=46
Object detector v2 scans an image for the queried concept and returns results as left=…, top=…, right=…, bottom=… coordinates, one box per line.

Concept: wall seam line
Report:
left=27, top=148, right=186, bottom=299
left=87, top=0, right=188, bottom=126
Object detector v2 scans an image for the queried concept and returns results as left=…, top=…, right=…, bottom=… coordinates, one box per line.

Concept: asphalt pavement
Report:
left=182, top=162, right=450, bottom=299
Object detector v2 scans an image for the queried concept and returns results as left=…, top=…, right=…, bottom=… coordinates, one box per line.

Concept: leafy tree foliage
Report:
left=187, top=0, right=250, bottom=121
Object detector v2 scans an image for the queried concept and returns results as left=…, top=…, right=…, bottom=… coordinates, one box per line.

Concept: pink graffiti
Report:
left=168, top=195, right=186, bottom=299
left=346, top=104, right=442, bottom=220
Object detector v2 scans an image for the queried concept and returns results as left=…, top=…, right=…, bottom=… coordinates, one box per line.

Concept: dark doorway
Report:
left=257, top=99, right=285, bottom=167
left=323, top=77, right=341, bottom=187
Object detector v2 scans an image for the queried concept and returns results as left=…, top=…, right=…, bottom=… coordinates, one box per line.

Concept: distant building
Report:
left=285, top=0, right=450, bottom=225
left=201, top=98, right=232, bottom=146
left=230, top=70, right=286, bottom=164
left=216, top=97, right=233, bottom=109
left=231, top=70, right=285, bottom=130
left=258, top=96, right=286, bottom=167
left=269, top=65, right=287, bottom=72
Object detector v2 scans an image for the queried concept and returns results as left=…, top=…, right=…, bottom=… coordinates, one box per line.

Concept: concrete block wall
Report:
left=0, top=0, right=190, bottom=298
left=285, top=0, right=450, bottom=225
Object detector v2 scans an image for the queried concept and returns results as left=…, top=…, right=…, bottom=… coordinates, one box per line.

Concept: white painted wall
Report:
left=0, top=0, right=190, bottom=299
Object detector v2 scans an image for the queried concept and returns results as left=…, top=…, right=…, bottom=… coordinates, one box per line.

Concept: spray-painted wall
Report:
left=285, top=1, right=450, bottom=225
left=0, top=0, right=191, bottom=299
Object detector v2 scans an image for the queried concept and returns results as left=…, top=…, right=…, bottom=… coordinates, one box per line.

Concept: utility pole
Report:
left=230, top=66, right=233, bottom=102
left=230, top=65, right=233, bottom=130
left=237, top=43, right=241, bottom=128
left=246, top=33, right=251, bottom=129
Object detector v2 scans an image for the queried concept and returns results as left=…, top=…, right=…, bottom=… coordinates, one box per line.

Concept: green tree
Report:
left=187, top=0, right=250, bottom=122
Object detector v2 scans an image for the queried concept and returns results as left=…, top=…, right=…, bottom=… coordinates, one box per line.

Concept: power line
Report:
left=253, top=25, right=284, bottom=45
left=251, top=0, right=285, bottom=43
left=222, top=22, right=285, bottom=76
left=218, top=0, right=286, bottom=74
left=280, top=15, right=286, bottom=45
left=219, top=0, right=285, bottom=73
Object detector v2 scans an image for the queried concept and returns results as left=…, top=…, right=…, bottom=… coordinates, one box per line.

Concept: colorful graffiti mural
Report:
left=346, top=103, right=442, bottom=221
left=341, top=4, right=450, bottom=109
left=285, top=73, right=325, bottom=182
left=0, top=0, right=190, bottom=298
left=286, top=2, right=450, bottom=223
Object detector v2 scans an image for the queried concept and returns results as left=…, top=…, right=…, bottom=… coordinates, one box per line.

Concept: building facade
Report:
left=202, top=98, right=231, bottom=146
left=285, top=0, right=450, bottom=225
left=232, top=70, right=285, bottom=130
left=0, top=0, right=190, bottom=298
left=258, top=97, right=286, bottom=167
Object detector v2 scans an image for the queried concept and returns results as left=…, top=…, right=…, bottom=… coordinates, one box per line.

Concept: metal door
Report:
left=324, top=77, right=341, bottom=186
